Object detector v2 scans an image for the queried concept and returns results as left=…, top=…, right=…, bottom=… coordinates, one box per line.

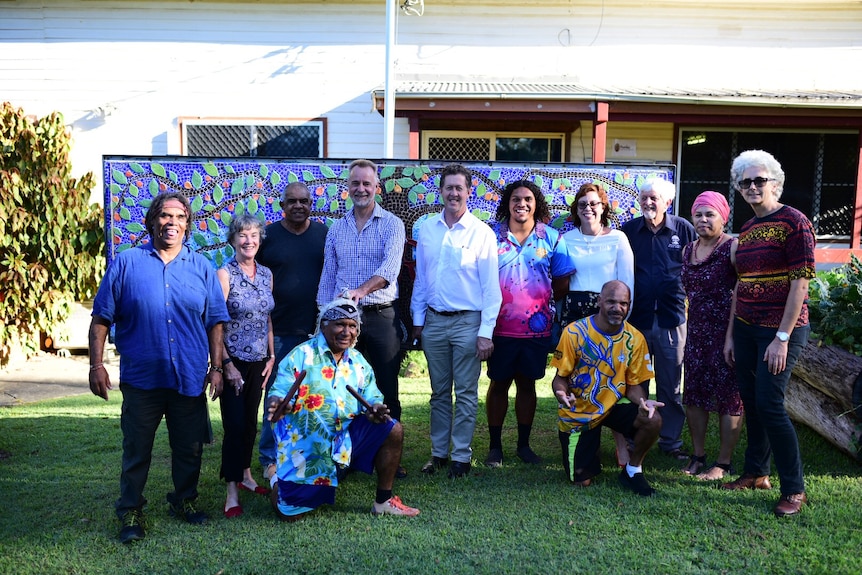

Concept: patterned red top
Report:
left=735, top=205, right=816, bottom=328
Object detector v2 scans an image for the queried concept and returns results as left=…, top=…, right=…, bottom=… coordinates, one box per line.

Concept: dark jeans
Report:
left=259, top=334, right=307, bottom=468
left=116, top=384, right=209, bottom=518
left=219, top=358, right=266, bottom=482
left=734, top=320, right=809, bottom=495
left=356, top=305, right=404, bottom=420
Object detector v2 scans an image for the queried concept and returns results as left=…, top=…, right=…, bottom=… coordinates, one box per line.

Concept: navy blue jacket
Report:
left=621, top=214, right=696, bottom=331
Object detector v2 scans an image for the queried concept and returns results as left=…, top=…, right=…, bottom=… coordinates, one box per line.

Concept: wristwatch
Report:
left=775, top=331, right=790, bottom=342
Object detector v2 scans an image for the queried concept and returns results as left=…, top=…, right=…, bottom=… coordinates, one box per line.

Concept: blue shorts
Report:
left=486, top=335, right=551, bottom=381
left=275, top=416, right=395, bottom=516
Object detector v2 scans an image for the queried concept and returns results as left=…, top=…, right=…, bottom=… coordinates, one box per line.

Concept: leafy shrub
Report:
left=808, top=254, right=862, bottom=356
left=0, top=102, right=104, bottom=366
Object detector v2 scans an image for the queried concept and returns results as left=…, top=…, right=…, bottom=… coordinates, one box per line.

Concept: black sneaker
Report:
left=168, top=499, right=208, bottom=525
left=420, top=456, right=448, bottom=474
left=618, top=470, right=657, bottom=496
left=484, top=448, right=503, bottom=468
left=119, top=509, right=145, bottom=544
left=516, top=446, right=543, bottom=465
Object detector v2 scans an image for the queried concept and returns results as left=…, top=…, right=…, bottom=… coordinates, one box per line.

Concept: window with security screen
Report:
left=181, top=120, right=325, bottom=158
left=424, top=131, right=564, bottom=162
left=427, top=137, right=492, bottom=161
left=678, top=129, right=858, bottom=239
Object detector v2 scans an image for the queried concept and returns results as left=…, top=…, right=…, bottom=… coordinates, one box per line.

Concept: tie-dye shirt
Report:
left=493, top=221, right=575, bottom=338
left=550, top=316, right=653, bottom=433
left=268, top=332, right=383, bottom=491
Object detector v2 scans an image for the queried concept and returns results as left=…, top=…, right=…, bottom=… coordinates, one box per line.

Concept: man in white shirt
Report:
left=411, top=164, right=502, bottom=478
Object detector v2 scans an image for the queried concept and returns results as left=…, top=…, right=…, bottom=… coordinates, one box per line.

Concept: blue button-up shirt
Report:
left=621, top=214, right=696, bottom=330
left=92, top=243, right=230, bottom=396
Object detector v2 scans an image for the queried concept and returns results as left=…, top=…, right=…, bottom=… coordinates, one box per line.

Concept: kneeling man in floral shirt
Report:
left=266, top=297, right=419, bottom=520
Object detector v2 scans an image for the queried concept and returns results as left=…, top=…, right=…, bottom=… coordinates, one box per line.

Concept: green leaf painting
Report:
left=321, top=165, right=337, bottom=179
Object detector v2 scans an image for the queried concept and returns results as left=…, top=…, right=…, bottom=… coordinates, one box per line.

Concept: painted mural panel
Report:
left=103, top=156, right=675, bottom=269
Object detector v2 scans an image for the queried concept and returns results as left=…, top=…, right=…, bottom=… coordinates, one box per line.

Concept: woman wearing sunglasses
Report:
left=721, top=150, right=816, bottom=518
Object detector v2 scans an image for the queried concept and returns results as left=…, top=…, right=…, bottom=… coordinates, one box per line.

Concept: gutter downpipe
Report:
left=383, top=0, right=396, bottom=159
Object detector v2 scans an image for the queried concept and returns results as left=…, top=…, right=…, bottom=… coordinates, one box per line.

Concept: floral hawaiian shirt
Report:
left=268, top=332, right=383, bottom=489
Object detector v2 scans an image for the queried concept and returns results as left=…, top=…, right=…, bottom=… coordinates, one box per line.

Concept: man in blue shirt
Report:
left=621, top=179, right=696, bottom=459
left=89, top=192, right=230, bottom=544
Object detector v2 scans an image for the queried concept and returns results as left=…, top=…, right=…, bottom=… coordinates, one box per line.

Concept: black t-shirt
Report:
left=256, top=220, right=328, bottom=337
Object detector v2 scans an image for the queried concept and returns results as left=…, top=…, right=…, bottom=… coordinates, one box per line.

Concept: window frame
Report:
left=676, top=126, right=858, bottom=241
left=422, top=130, right=566, bottom=162
left=178, top=117, right=327, bottom=158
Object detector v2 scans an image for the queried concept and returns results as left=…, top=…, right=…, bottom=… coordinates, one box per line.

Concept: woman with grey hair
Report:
left=216, top=214, right=276, bottom=518
left=721, top=150, right=816, bottom=518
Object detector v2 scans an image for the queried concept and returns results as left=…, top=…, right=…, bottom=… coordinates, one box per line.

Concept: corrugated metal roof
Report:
left=381, top=81, right=862, bottom=108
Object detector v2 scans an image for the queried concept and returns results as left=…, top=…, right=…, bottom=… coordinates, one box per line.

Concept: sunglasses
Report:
left=737, top=177, right=775, bottom=189
left=576, top=200, right=602, bottom=210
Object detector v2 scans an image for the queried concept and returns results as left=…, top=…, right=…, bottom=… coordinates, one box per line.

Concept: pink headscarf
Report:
left=691, top=191, right=730, bottom=224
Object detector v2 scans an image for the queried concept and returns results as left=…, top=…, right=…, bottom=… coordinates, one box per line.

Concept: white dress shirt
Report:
left=411, top=211, right=502, bottom=339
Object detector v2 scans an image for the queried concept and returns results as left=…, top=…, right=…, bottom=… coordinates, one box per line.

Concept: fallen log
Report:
left=786, top=340, right=862, bottom=461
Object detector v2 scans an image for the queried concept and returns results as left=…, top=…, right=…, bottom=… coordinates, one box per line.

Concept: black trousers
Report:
left=219, top=358, right=266, bottom=482
left=115, top=384, right=209, bottom=518
left=355, top=305, right=404, bottom=419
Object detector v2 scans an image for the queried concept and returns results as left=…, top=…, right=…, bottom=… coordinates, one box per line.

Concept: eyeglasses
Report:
left=576, top=200, right=602, bottom=210
left=737, top=177, right=775, bottom=189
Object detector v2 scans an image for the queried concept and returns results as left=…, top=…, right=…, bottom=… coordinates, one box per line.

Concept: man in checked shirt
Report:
left=317, top=159, right=408, bottom=477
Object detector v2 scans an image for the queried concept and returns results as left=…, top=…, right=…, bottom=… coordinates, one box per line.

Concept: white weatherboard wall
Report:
left=2, top=1, right=410, bottom=199
left=2, top=0, right=861, bottom=201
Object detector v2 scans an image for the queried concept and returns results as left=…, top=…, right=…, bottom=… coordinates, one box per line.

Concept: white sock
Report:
left=625, top=463, right=642, bottom=477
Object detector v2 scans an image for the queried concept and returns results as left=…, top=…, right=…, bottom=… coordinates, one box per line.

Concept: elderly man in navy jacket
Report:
left=621, top=179, right=696, bottom=460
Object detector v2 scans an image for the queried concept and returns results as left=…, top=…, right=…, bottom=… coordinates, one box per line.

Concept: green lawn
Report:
left=0, top=366, right=860, bottom=575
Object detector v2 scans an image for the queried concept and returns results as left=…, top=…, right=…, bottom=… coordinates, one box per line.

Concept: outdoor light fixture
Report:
left=401, top=0, right=424, bottom=16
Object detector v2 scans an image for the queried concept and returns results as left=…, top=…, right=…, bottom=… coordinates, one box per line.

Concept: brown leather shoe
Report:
left=721, top=473, right=772, bottom=491
left=774, top=493, right=807, bottom=517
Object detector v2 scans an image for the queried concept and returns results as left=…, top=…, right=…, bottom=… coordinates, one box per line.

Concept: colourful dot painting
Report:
left=103, top=157, right=674, bottom=269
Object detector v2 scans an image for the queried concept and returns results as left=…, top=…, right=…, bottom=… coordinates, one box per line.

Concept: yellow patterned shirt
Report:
left=550, top=316, right=653, bottom=433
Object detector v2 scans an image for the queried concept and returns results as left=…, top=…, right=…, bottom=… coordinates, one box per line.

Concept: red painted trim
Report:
left=408, top=117, right=420, bottom=160
left=815, top=249, right=862, bottom=265
left=854, top=132, right=862, bottom=250
left=593, top=102, right=608, bottom=163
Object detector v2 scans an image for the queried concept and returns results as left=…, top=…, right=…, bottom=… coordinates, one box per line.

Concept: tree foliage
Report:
left=0, top=102, right=104, bottom=366
left=808, top=253, right=862, bottom=356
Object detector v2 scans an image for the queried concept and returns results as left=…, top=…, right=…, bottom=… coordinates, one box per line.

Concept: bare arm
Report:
left=723, top=239, right=739, bottom=367
left=552, top=275, right=571, bottom=302
left=552, top=374, right=573, bottom=408
left=723, top=281, right=739, bottom=367
left=763, top=278, right=809, bottom=374
left=88, top=316, right=112, bottom=401
left=345, top=275, right=388, bottom=302
left=261, top=316, right=276, bottom=387
left=206, top=322, right=224, bottom=400
left=626, top=381, right=664, bottom=418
